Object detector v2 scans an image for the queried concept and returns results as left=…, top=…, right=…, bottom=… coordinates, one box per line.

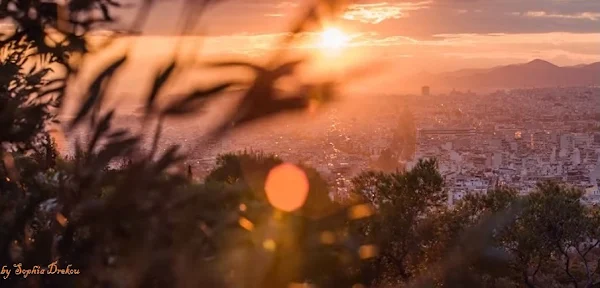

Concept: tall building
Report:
left=560, top=134, right=572, bottom=150
left=492, top=152, right=502, bottom=169
left=391, top=105, right=417, bottom=161
left=421, top=86, right=430, bottom=96
left=572, top=148, right=581, bottom=165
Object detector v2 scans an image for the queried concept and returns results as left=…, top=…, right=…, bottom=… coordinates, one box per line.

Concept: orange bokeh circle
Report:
left=264, top=163, right=309, bottom=212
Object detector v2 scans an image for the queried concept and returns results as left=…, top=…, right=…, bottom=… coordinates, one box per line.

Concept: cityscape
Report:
left=122, top=85, right=600, bottom=204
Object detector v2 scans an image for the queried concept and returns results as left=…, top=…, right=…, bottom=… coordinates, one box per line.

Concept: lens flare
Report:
left=238, top=217, right=254, bottom=231
left=348, top=204, right=374, bottom=219
left=358, top=245, right=379, bottom=259
left=319, top=27, right=349, bottom=51
left=265, top=163, right=309, bottom=212
left=262, top=239, right=277, bottom=251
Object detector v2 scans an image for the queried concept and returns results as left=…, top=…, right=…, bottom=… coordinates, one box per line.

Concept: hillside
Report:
left=401, top=60, right=600, bottom=91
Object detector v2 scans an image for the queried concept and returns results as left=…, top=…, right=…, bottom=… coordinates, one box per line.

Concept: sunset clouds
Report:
left=98, top=0, right=599, bottom=73
left=521, top=11, right=600, bottom=21
left=120, top=0, right=600, bottom=36
left=342, top=1, right=431, bottom=24
left=128, top=31, right=597, bottom=67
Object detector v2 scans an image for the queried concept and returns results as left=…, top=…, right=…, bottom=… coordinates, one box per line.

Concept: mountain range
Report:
left=399, top=59, right=600, bottom=91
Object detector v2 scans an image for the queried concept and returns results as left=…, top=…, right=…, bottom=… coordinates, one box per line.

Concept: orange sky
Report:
left=2, top=0, right=598, bottom=73
left=84, top=0, right=597, bottom=74
left=51, top=0, right=600, bottom=109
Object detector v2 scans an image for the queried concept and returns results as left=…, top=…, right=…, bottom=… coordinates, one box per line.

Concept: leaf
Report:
left=146, top=61, right=176, bottom=113
left=160, top=100, right=206, bottom=116
left=26, top=68, right=53, bottom=84
left=105, top=0, right=122, bottom=7
left=38, top=85, right=66, bottom=98
left=107, top=129, right=129, bottom=139
left=270, top=59, right=303, bottom=78
left=69, top=56, right=126, bottom=129
left=87, top=110, right=115, bottom=154
left=68, top=0, right=94, bottom=12
left=154, top=145, right=184, bottom=172
left=162, top=82, right=234, bottom=117
left=182, top=83, right=234, bottom=105
left=99, top=3, right=112, bottom=21
left=234, top=97, right=309, bottom=127
left=45, top=78, right=66, bottom=87
left=28, top=63, right=38, bottom=74
left=90, top=136, right=140, bottom=172
left=204, top=60, right=265, bottom=73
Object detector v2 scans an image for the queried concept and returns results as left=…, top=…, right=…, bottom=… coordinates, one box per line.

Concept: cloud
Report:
left=440, top=50, right=598, bottom=63
left=123, top=0, right=600, bottom=37
left=522, top=11, right=600, bottom=21
left=197, top=32, right=600, bottom=58
left=342, top=1, right=431, bottom=24
left=366, top=32, right=600, bottom=47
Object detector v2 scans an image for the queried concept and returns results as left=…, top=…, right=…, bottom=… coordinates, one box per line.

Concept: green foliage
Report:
left=204, top=151, right=374, bottom=288
left=443, top=183, right=600, bottom=288
left=351, top=159, right=449, bottom=284
left=350, top=161, right=600, bottom=287
left=205, top=151, right=336, bottom=220
left=206, top=151, right=283, bottom=187
left=0, top=45, right=58, bottom=150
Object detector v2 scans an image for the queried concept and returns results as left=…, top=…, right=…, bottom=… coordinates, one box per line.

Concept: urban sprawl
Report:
left=110, top=87, right=600, bottom=205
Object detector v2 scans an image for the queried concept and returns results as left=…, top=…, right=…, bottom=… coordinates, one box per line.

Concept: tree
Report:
left=350, top=160, right=600, bottom=288
left=205, top=151, right=376, bottom=288
left=455, top=182, right=600, bottom=288
left=205, top=151, right=283, bottom=199
left=518, top=182, right=600, bottom=288
left=351, top=158, right=446, bottom=285
left=373, top=148, right=399, bottom=172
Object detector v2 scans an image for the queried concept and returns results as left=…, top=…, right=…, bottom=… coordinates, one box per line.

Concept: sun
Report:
left=319, top=27, right=349, bottom=51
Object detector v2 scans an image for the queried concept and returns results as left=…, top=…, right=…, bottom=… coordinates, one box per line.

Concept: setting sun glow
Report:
left=319, top=27, right=349, bottom=51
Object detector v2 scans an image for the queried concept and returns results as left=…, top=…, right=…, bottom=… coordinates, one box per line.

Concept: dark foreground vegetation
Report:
left=2, top=0, right=600, bottom=287
left=3, top=142, right=600, bottom=288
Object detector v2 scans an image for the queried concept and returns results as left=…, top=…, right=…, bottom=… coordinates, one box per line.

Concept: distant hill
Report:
left=401, top=59, right=600, bottom=91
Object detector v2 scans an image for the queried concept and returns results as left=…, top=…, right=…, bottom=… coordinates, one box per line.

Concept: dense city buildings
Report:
left=91, top=87, right=600, bottom=203
left=410, top=87, right=600, bottom=205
